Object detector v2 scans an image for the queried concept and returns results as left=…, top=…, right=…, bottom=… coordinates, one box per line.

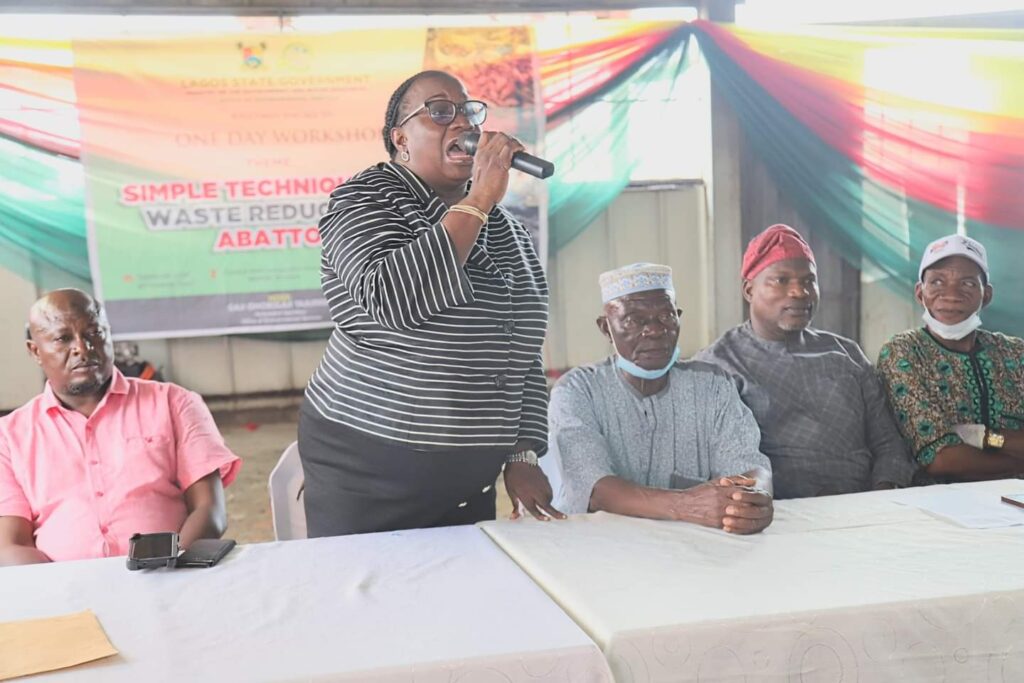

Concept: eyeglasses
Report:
left=620, top=309, right=681, bottom=331
left=397, top=99, right=487, bottom=128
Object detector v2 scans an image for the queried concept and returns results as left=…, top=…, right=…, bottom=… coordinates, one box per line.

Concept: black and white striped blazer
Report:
left=305, top=162, right=549, bottom=454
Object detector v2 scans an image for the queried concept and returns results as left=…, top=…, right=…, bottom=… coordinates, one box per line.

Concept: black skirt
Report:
left=297, top=398, right=509, bottom=537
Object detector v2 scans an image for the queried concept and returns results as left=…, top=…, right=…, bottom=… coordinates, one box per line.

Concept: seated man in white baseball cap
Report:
left=877, top=234, right=1024, bottom=481
left=542, top=263, right=774, bottom=534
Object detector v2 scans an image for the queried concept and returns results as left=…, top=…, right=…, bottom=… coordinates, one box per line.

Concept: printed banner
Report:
left=72, top=27, right=544, bottom=338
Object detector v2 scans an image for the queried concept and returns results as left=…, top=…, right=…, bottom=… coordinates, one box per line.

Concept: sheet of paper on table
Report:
left=892, top=486, right=1024, bottom=529
left=0, top=610, right=117, bottom=681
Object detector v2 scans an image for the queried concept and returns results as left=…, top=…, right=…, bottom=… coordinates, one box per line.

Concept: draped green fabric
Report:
left=695, top=28, right=1024, bottom=337
left=547, top=34, right=690, bottom=252
left=0, top=27, right=694, bottom=287
left=0, top=136, right=89, bottom=287
left=5, top=20, right=1024, bottom=337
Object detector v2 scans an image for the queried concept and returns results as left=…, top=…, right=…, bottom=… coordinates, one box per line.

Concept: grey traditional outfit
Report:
left=696, top=322, right=916, bottom=499
left=546, top=357, right=769, bottom=514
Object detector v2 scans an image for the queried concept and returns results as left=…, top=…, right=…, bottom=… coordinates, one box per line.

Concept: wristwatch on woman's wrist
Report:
left=505, top=449, right=539, bottom=466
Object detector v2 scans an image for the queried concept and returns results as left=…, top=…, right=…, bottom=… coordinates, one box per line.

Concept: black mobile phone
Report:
left=126, top=532, right=179, bottom=571
left=176, top=539, right=237, bottom=568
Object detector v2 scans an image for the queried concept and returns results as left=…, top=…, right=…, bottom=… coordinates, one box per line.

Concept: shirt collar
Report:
left=108, top=366, right=130, bottom=395
left=920, top=326, right=987, bottom=355
left=607, top=356, right=674, bottom=400
left=383, top=161, right=478, bottom=210
left=42, top=366, right=128, bottom=414
left=741, top=320, right=789, bottom=351
left=384, top=161, right=436, bottom=206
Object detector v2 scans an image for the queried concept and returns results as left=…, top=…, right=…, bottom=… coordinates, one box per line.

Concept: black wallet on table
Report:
left=176, top=539, right=237, bottom=568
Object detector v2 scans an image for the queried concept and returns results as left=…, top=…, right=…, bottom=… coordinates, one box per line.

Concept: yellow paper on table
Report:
left=0, top=610, right=117, bottom=680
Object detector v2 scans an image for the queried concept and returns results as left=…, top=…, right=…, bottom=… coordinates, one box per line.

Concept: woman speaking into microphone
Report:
left=299, top=70, right=564, bottom=536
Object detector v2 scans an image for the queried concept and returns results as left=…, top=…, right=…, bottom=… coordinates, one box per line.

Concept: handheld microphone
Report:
left=457, top=132, right=555, bottom=180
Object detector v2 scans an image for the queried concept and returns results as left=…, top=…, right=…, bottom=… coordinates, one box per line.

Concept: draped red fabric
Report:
left=540, top=26, right=680, bottom=121
left=5, top=21, right=1024, bottom=227
left=696, top=20, right=1024, bottom=228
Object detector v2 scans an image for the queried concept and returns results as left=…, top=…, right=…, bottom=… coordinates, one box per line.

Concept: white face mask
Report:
left=922, top=307, right=982, bottom=341
left=610, top=335, right=680, bottom=380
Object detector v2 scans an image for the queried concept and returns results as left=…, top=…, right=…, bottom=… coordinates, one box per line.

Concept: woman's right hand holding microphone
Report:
left=463, top=132, right=525, bottom=214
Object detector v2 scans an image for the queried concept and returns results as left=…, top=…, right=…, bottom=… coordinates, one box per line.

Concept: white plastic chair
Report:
left=268, top=441, right=307, bottom=541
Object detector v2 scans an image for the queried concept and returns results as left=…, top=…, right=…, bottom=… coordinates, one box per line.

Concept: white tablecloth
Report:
left=481, top=480, right=1024, bottom=682
left=0, top=525, right=612, bottom=682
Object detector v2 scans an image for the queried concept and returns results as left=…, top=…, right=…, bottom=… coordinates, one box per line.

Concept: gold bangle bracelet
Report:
left=447, top=204, right=489, bottom=224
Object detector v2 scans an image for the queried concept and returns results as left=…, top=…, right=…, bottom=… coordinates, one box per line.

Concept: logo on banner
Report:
left=282, top=43, right=312, bottom=71
left=237, top=42, right=267, bottom=69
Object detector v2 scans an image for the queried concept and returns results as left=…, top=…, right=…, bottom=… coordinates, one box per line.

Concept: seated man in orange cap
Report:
left=696, top=224, right=916, bottom=498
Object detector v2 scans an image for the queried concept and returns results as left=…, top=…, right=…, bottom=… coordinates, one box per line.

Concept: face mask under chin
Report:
left=611, top=336, right=681, bottom=381
left=922, top=307, right=983, bottom=341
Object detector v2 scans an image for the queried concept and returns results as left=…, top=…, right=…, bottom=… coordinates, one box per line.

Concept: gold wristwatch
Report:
left=984, top=428, right=1006, bottom=451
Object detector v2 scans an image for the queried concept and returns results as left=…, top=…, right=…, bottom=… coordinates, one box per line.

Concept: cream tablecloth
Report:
left=0, top=525, right=612, bottom=682
left=481, top=480, right=1024, bottom=682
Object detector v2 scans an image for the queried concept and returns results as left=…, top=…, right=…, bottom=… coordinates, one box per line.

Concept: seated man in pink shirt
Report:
left=0, top=289, right=241, bottom=565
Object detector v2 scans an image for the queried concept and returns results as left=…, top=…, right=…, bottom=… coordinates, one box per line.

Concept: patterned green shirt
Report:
left=877, top=328, right=1024, bottom=466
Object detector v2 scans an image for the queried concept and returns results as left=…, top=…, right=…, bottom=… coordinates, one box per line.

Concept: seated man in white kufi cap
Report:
left=542, top=263, right=774, bottom=533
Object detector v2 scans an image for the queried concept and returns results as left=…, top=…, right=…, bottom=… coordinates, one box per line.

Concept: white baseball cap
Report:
left=918, top=234, right=989, bottom=282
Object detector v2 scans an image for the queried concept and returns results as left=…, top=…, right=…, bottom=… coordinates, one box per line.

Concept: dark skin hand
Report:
left=590, top=469, right=774, bottom=535
left=995, top=430, right=1024, bottom=460
left=391, top=74, right=556, bottom=520
left=0, top=516, right=51, bottom=567
left=504, top=440, right=566, bottom=521
left=0, top=472, right=227, bottom=565
left=927, top=443, right=1024, bottom=480
left=593, top=290, right=773, bottom=532
left=688, top=473, right=774, bottom=535
left=178, top=471, right=229, bottom=550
